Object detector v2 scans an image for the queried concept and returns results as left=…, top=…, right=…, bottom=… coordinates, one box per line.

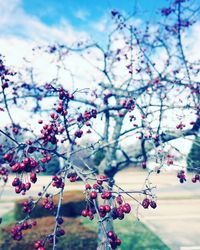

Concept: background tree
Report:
left=187, top=135, right=200, bottom=173
left=44, top=156, right=60, bottom=176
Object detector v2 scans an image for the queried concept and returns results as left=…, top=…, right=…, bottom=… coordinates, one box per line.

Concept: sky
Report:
left=0, top=0, right=199, bottom=64
left=0, top=0, right=199, bottom=157
left=0, top=0, right=167, bottom=46
left=0, top=0, right=177, bottom=90
left=21, top=0, right=165, bottom=26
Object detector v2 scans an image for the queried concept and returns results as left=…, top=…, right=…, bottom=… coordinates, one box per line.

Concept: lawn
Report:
left=0, top=209, right=15, bottom=227
left=1, top=210, right=170, bottom=250
left=82, top=217, right=170, bottom=250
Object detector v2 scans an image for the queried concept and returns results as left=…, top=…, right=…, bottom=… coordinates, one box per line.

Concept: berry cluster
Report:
left=58, top=88, right=74, bottom=101
left=101, top=191, right=112, bottom=200
left=191, top=174, right=200, bottom=183
left=74, top=129, right=83, bottom=138
left=40, top=122, right=59, bottom=145
left=109, top=195, right=131, bottom=221
left=42, top=197, right=55, bottom=211
left=12, top=177, right=31, bottom=195
left=10, top=157, right=39, bottom=174
left=41, top=153, right=52, bottom=164
left=107, top=230, right=121, bottom=249
left=77, top=109, right=97, bottom=124
left=34, top=240, right=46, bottom=250
left=55, top=228, right=65, bottom=237
left=0, top=56, right=16, bottom=89
left=52, top=175, right=65, bottom=188
left=0, top=166, right=8, bottom=183
left=161, top=7, right=173, bottom=16
left=122, top=98, right=135, bottom=111
left=176, top=122, right=186, bottom=130
left=142, top=198, right=157, bottom=209
left=9, top=156, right=38, bottom=195
left=11, top=220, right=36, bottom=241
left=22, top=200, right=34, bottom=214
left=98, top=204, right=111, bottom=218
left=55, top=100, right=68, bottom=116
left=166, top=154, right=174, bottom=165
left=67, top=172, right=78, bottom=182
left=177, top=170, right=186, bottom=183
left=82, top=176, right=133, bottom=226
left=81, top=207, right=96, bottom=220
left=3, top=153, right=13, bottom=162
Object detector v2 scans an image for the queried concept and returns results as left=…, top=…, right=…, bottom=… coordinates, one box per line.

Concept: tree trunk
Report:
left=97, top=197, right=114, bottom=250
left=97, top=117, right=123, bottom=249
left=97, top=156, right=115, bottom=250
left=97, top=217, right=113, bottom=250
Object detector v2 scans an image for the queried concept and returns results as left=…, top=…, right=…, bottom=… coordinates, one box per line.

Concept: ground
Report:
left=0, top=168, right=200, bottom=250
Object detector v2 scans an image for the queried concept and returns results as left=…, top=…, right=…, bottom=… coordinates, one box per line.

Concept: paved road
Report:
left=0, top=169, right=200, bottom=249
left=140, top=199, right=200, bottom=250
left=0, top=202, right=14, bottom=217
left=1, top=170, right=199, bottom=200
left=116, top=170, right=200, bottom=250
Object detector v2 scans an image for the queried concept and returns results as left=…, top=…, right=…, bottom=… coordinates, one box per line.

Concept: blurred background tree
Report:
left=43, top=156, right=60, bottom=175
left=187, top=135, right=200, bottom=173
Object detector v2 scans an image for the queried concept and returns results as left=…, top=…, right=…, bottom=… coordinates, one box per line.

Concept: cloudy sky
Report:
left=1, top=0, right=165, bottom=36
left=0, top=0, right=199, bottom=155
left=0, top=0, right=199, bottom=74
left=0, top=0, right=169, bottom=63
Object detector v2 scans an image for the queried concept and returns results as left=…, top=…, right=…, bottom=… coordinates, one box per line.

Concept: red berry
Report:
left=122, top=203, right=131, bottom=213
left=107, top=231, right=114, bottom=238
left=150, top=201, right=157, bottom=209
left=104, top=191, right=111, bottom=199
left=97, top=180, right=103, bottom=185
left=32, top=221, right=37, bottom=226
left=116, top=238, right=121, bottom=246
left=105, top=205, right=111, bottom=213
left=116, top=195, right=123, bottom=205
left=81, top=210, right=88, bottom=217
left=99, top=205, right=105, bottom=212
left=142, top=198, right=150, bottom=209
left=192, top=177, right=196, bottom=183
left=25, top=182, right=31, bottom=190
left=23, top=157, right=30, bottom=165
left=85, top=183, right=91, bottom=190
left=90, top=191, right=97, bottom=199
left=93, top=183, right=98, bottom=189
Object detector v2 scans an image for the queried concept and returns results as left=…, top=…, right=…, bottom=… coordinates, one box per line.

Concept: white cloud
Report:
left=92, top=16, right=109, bottom=32
left=0, top=0, right=92, bottom=80
left=74, top=9, right=90, bottom=21
left=184, top=22, right=200, bottom=61
left=0, top=2, right=89, bottom=43
left=0, top=0, right=20, bottom=25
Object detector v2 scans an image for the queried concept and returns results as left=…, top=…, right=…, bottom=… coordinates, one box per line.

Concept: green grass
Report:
left=0, top=209, right=15, bottom=228
left=82, top=217, right=170, bottom=250
left=1, top=210, right=170, bottom=250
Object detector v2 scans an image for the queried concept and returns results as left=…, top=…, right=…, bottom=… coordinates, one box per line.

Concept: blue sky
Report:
left=0, top=0, right=198, bottom=69
left=22, top=0, right=166, bottom=28
left=0, top=0, right=172, bottom=56
left=0, top=0, right=198, bottom=154
left=1, top=0, right=199, bottom=48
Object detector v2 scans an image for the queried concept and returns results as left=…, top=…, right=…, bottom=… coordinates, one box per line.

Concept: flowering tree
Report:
left=0, top=0, right=200, bottom=249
